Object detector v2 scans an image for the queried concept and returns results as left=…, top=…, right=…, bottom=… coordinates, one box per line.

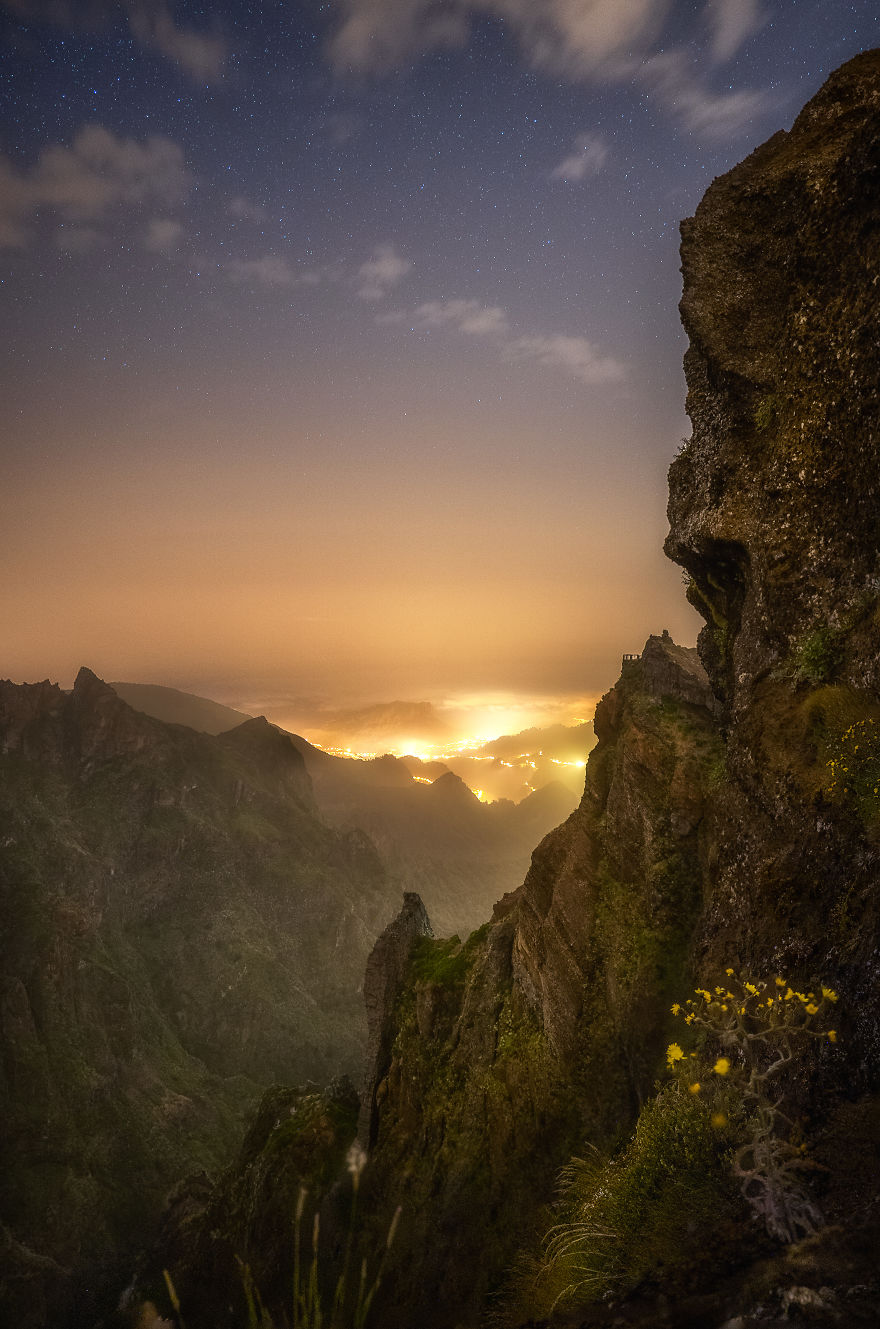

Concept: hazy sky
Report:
left=2, top=0, right=877, bottom=730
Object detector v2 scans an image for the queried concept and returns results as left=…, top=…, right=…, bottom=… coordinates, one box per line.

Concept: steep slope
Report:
left=354, top=634, right=722, bottom=1326
left=0, top=671, right=400, bottom=1328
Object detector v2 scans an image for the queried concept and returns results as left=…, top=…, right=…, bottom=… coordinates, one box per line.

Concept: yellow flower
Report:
left=684, top=1013, right=695, bottom=1025
left=725, top=967, right=734, bottom=976
left=695, top=988, right=711, bottom=1002
left=784, top=988, right=794, bottom=1001
left=713, top=1057, right=731, bottom=1076
left=745, top=982, right=759, bottom=996
left=766, top=996, right=773, bottom=1007
left=822, top=987, right=838, bottom=1003
left=666, top=1043, right=685, bottom=1068
left=805, top=1002, right=819, bottom=1015
left=711, top=1111, right=728, bottom=1129
left=775, top=977, right=786, bottom=987
left=715, top=986, right=724, bottom=995
left=671, top=1003, right=681, bottom=1015
left=827, top=1030, right=837, bottom=1043
left=688, top=1082, right=701, bottom=1094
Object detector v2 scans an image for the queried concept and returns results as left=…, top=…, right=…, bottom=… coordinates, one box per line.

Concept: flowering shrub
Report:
left=825, top=716, right=880, bottom=809
left=519, top=1083, right=739, bottom=1316
left=667, top=969, right=839, bottom=1244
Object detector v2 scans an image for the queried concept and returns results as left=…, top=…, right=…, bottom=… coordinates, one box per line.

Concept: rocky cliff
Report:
left=351, top=634, right=723, bottom=1326
left=666, top=48, right=880, bottom=1047
left=0, top=671, right=401, bottom=1328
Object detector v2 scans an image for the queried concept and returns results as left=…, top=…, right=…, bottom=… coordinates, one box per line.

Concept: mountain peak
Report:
left=73, top=666, right=118, bottom=700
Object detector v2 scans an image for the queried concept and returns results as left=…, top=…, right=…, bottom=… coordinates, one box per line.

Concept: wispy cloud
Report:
left=704, top=0, right=765, bottom=63
left=0, top=0, right=226, bottom=81
left=388, top=297, right=625, bottom=387
left=227, top=255, right=303, bottom=288
left=550, top=132, right=608, bottom=182
left=327, top=0, right=769, bottom=138
left=126, top=1, right=225, bottom=81
left=143, top=216, right=183, bottom=253
left=228, top=195, right=267, bottom=223
left=357, top=243, right=413, bottom=300
left=0, top=125, right=190, bottom=248
left=407, top=299, right=510, bottom=335
left=329, top=0, right=665, bottom=77
left=507, top=333, right=625, bottom=385
left=641, top=50, right=769, bottom=137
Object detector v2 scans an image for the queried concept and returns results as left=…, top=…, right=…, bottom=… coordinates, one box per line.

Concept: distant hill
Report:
left=109, top=682, right=581, bottom=937
left=293, top=747, right=579, bottom=936
left=110, top=680, right=252, bottom=733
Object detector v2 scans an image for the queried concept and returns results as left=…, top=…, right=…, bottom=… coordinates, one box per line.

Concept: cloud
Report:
left=227, top=255, right=302, bottom=288
left=704, top=0, right=765, bottom=63
left=329, top=0, right=667, bottom=77
left=641, top=49, right=769, bottom=137
left=550, top=132, right=608, bottom=182
left=408, top=299, right=510, bottom=335
left=0, top=125, right=190, bottom=248
left=126, top=1, right=225, bottom=81
left=54, top=224, right=103, bottom=252
left=225, top=256, right=342, bottom=290
left=357, top=243, right=413, bottom=300
left=228, top=195, right=267, bottom=223
left=507, top=333, right=625, bottom=385
left=0, top=0, right=226, bottom=82
left=144, top=216, right=183, bottom=252
left=390, top=296, right=624, bottom=386
left=329, top=0, right=468, bottom=73
left=327, top=0, right=768, bottom=139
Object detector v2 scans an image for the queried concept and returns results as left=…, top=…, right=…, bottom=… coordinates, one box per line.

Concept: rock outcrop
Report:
left=358, top=892, right=433, bottom=1148
left=666, top=48, right=880, bottom=1054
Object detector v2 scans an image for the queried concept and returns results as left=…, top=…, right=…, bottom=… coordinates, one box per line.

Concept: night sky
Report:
left=2, top=0, right=877, bottom=743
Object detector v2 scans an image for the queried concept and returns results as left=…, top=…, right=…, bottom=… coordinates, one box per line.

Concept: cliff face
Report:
left=666, top=49, right=880, bottom=1051
left=358, top=636, right=722, bottom=1325
left=0, top=671, right=399, bottom=1327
